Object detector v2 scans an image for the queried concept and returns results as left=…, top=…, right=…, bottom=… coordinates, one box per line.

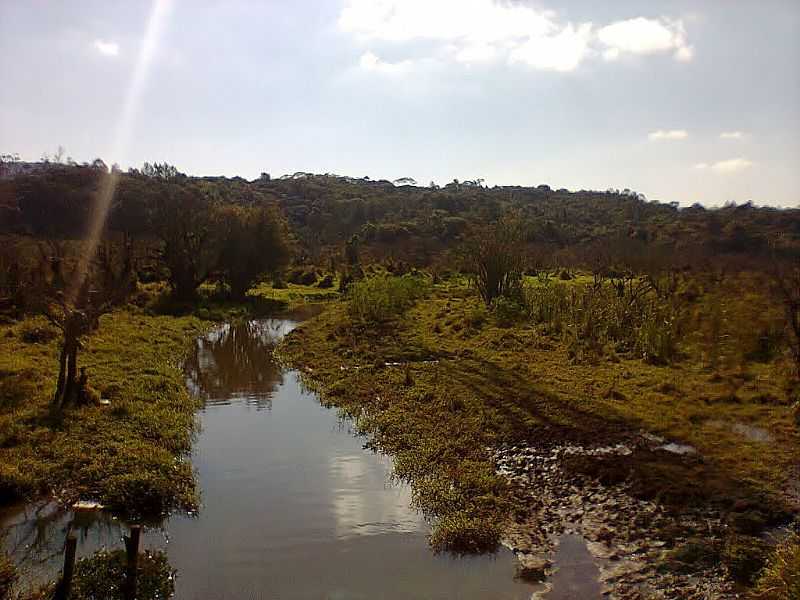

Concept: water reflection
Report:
left=328, top=453, right=419, bottom=538
left=185, top=319, right=293, bottom=409
left=0, top=501, right=132, bottom=587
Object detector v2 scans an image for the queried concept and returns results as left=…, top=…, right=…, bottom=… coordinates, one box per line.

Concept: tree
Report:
left=37, top=242, right=132, bottom=413
left=152, top=182, right=217, bottom=300
left=216, top=204, right=290, bottom=299
left=461, top=215, right=526, bottom=306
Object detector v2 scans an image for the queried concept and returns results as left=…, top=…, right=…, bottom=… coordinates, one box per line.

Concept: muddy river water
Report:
left=3, top=310, right=539, bottom=598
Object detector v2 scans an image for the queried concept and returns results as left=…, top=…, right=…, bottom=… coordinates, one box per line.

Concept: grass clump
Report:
left=752, top=533, right=800, bottom=600
left=723, top=534, right=771, bottom=585
left=347, top=274, right=429, bottom=323
left=523, top=280, right=682, bottom=364
left=429, top=511, right=503, bottom=554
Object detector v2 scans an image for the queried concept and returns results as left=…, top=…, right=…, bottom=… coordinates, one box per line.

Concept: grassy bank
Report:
left=0, top=309, right=205, bottom=517
left=279, top=275, right=799, bottom=559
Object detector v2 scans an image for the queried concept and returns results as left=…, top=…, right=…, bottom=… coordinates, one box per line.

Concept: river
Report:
left=2, top=309, right=535, bottom=598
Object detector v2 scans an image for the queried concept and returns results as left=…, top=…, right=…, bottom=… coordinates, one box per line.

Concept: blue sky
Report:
left=1, top=0, right=798, bottom=206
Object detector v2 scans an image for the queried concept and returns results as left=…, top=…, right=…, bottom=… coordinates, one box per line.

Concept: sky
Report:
left=1, top=0, right=799, bottom=207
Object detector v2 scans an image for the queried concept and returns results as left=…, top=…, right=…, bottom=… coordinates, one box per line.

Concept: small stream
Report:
left=2, top=309, right=536, bottom=598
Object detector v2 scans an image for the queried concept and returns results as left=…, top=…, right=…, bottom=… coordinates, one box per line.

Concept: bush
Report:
left=317, top=274, right=334, bottom=289
left=19, top=323, right=58, bottom=344
left=492, top=296, right=526, bottom=327
left=463, top=305, right=488, bottom=330
left=347, top=274, right=429, bottom=323
left=299, top=270, right=318, bottom=286
left=288, top=268, right=317, bottom=286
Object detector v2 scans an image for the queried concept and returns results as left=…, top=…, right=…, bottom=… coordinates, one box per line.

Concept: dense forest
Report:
left=2, top=159, right=799, bottom=279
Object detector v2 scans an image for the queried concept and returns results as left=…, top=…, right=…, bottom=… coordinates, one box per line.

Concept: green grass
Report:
left=250, top=280, right=340, bottom=304
left=279, top=274, right=799, bottom=557
left=0, top=309, right=206, bottom=517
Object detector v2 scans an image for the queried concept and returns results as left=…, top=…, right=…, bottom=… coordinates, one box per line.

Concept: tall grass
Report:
left=347, top=274, right=430, bottom=323
left=523, top=279, right=682, bottom=363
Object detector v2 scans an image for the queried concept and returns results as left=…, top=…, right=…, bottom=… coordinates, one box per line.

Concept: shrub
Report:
left=298, top=270, right=318, bottom=286
left=463, top=305, right=488, bottom=330
left=19, top=323, right=58, bottom=344
left=317, top=274, right=334, bottom=289
left=492, top=296, right=526, bottom=327
left=347, top=274, right=429, bottom=323
left=460, top=215, right=526, bottom=306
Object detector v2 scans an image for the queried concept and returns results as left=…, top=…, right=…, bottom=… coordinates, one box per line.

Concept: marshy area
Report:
left=0, top=165, right=799, bottom=599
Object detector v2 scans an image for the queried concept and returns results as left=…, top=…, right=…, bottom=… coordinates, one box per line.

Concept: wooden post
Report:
left=54, top=533, right=77, bottom=600
left=124, top=525, right=141, bottom=600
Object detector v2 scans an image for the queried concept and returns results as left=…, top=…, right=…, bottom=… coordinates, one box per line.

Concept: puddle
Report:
left=706, top=419, right=774, bottom=443
left=537, top=534, right=602, bottom=600
left=656, top=442, right=697, bottom=455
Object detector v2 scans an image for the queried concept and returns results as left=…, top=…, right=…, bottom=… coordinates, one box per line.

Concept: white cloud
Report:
left=454, top=43, right=498, bottom=64
left=509, top=24, right=593, bottom=72
left=339, top=0, right=552, bottom=44
left=694, top=158, right=754, bottom=173
left=720, top=131, right=745, bottom=139
left=710, top=158, right=753, bottom=173
left=338, top=1, right=693, bottom=73
left=648, top=129, right=689, bottom=141
left=358, top=51, right=412, bottom=74
left=93, top=39, right=119, bottom=57
left=597, top=17, right=692, bottom=61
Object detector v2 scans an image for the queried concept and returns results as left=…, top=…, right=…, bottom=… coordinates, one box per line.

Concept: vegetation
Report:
left=459, top=215, right=525, bottom=306
left=0, top=309, right=204, bottom=515
left=347, top=273, right=430, bottom=323
left=216, top=204, right=290, bottom=299
left=281, top=269, right=799, bottom=583
left=1, top=159, right=799, bottom=596
left=752, top=533, right=800, bottom=599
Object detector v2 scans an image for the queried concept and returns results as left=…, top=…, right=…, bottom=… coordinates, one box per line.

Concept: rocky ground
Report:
left=494, top=434, right=764, bottom=599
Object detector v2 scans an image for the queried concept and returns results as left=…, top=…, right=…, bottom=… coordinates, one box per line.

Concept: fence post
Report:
left=124, top=524, right=141, bottom=600
left=54, top=533, right=77, bottom=600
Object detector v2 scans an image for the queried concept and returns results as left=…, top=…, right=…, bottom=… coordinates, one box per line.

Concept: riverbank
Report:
left=279, top=276, right=799, bottom=597
left=0, top=278, right=336, bottom=516
left=0, top=309, right=205, bottom=516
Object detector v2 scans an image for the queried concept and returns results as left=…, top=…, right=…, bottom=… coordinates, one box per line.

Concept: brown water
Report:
left=3, top=310, right=534, bottom=599
left=543, top=534, right=602, bottom=600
